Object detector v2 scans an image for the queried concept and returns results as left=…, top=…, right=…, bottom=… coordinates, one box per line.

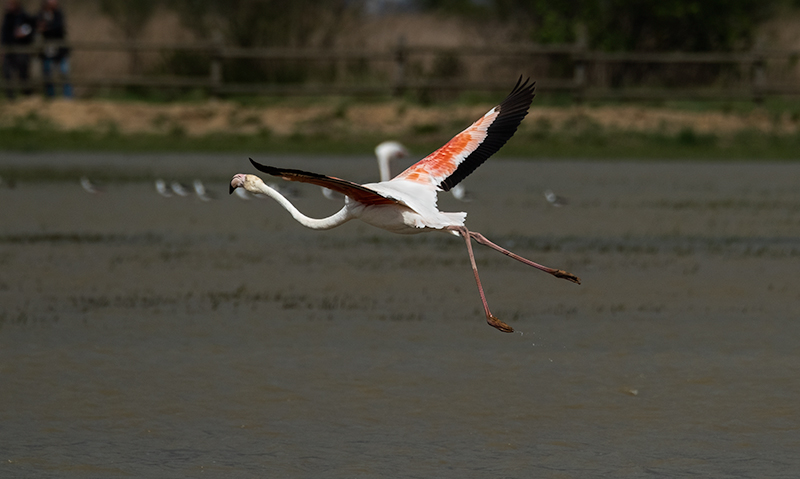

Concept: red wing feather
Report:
left=395, top=77, right=535, bottom=191
left=249, top=158, right=400, bottom=206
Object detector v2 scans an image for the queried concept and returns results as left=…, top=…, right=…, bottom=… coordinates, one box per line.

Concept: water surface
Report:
left=1, top=154, right=800, bottom=477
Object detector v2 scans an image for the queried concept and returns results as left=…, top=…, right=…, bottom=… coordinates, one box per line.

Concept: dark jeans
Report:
left=42, top=56, right=72, bottom=98
left=2, top=53, right=32, bottom=99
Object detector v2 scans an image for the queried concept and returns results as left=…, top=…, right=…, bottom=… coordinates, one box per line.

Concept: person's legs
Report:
left=59, top=57, right=72, bottom=98
left=42, top=57, right=55, bottom=97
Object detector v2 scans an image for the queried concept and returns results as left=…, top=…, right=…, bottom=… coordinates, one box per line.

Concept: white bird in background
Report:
left=80, top=176, right=102, bottom=194
left=449, top=182, right=469, bottom=201
left=233, top=186, right=252, bottom=200
left=155, top=179, right=172, bottom=197
left=320, top=185, right=342, bottom=200
left=170, top=181, right=191, bottom=197
left=230, top=78, right=580, bottom=333
left=193, top=179, right=213, bottom=201
left=544, top=189, right=568, bottom=207
left=156, top=178, right=214, bottom=200
left=375, top=140, right=409, bottom=183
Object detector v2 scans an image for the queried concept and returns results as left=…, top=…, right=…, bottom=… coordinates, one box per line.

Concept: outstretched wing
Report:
left=395, top=77, right=535, bottom=191
left=249, top=158, right=401, bottom=206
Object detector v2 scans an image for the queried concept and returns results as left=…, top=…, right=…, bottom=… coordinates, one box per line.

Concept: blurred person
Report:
left=2, top=0, right=35, bottom=99
left=37, top=0, right=70, bottom=98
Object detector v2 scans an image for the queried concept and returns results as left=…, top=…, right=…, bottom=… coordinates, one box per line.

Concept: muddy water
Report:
left=1, top=154, right=800, bottom=477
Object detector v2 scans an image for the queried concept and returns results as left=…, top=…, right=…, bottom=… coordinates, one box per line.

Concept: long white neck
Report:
left=250, top=178, right=353, bottom=230
left=377, top=155, right=392, bottom=182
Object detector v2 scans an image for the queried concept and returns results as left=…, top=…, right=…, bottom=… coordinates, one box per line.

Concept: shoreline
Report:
left=1, top=97, right=800, bottom=160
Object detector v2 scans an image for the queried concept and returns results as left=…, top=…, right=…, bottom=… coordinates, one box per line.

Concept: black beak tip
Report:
left=229, top=184, right=235, bottom=195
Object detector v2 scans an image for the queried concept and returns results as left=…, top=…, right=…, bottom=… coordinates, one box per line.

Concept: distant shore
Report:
left=2, top=97, right=800, bottom=159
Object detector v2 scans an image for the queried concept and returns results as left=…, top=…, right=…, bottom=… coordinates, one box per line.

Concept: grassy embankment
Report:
left=2, top=93, right=800, bottom=160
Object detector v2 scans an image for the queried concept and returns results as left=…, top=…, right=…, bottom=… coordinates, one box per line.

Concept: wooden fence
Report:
left=3, top=40, right=800, bottom=102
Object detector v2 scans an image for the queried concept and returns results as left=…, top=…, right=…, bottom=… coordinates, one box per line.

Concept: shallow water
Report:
left=1, top=154, right=800, bottom=477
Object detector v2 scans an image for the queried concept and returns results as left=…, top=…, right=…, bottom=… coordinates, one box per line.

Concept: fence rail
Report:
left=3, top=40, right=800, bottom=101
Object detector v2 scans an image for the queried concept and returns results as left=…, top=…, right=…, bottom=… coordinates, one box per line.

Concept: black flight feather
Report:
left=439, top=77, right=535, bottom=191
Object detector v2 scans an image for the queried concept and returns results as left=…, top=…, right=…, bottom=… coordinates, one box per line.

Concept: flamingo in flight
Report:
left=230, top=78, right=580, bottom=332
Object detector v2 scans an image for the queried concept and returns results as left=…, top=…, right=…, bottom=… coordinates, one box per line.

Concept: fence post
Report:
left=750, top=35, right=766, bottom=105
left=393, top=35, right=407, bottom=97
left=572, top=23, right=588, bottom=103
left=209, top=31, right=224, bottom=97
left=130, top=41, right=141, bottom=76
left=751, top=55, right=766, bottom=105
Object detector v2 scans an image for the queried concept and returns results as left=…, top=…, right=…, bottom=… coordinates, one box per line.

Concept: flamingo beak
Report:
left=230, top=174, right=245, bottom=194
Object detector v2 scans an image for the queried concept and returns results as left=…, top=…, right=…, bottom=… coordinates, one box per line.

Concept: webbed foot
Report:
left=487, top=315, right=514, bottom=333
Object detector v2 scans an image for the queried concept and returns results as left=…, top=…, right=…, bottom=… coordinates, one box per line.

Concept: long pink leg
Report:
left=468, top=231, right=581, bottom=284
left=448, top=226, right=514, bottom=333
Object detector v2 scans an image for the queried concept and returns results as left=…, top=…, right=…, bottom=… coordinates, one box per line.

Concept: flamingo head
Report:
left=229, top=174, right=246, bottom=194
left=230, top=173, right=261, bottom=194
left=375, top=141, right=409, bottom=163
left=375, top=141, right=409, bottom=181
